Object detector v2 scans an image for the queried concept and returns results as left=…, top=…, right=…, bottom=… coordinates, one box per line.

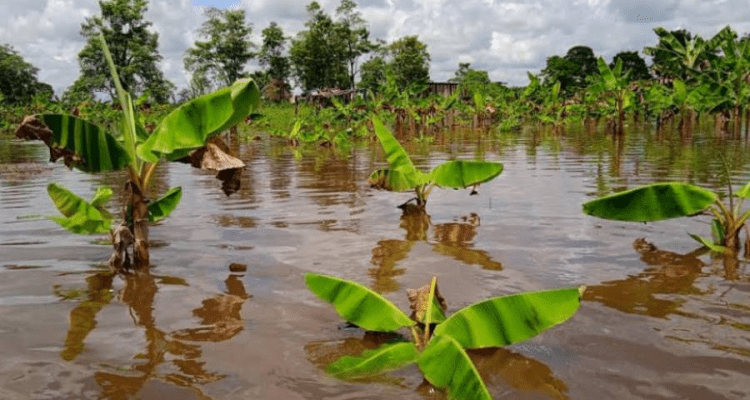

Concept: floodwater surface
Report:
left=1, top=125, right=749, bottom=399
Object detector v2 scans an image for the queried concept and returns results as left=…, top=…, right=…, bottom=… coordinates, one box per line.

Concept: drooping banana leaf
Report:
left=429, top=161, right=503, bottom=190
left=368, top=168, right=427, bottom=192
left=432, top=286, right=584, bottom=349
left=417, top=335, right=492, bottom=400
left=147, top=186, right=182, bottom=223
left=15, top=114, right=130, bottom=173
left=736, top=181, right=750, bottom=199
left=325, top=342, right=419, bottom=379
left=305, top=273, right=415, bottom=332
left=372, top=116, right=420, bottom=177
left=582, top=182, right=717, bottom=222
left=689, top=233, right=731, bottom=254
left=47, top=183, right=111, bottom=234
left=137, top=78, right=260, bottom=162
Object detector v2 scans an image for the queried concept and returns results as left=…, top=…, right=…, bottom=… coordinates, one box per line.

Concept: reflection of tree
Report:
left=369, top=213, right=502, bottom=292
left=57, top=269, right=251, bottom=398
left=584, top=238, right=706, bottom=318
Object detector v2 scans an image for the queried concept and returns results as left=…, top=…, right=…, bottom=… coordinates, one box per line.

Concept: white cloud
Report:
left=1, top=0, right=748, bottom=96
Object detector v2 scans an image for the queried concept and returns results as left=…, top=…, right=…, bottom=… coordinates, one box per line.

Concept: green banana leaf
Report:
left=89, top=187, right=113, bottom=208
left=368, top=168, right=426, bottom=192
left=325, top=342, right=419, bottom=379
left=26, top=114, right=131, bottom=173
left=736, top=181, right=750, bottom=199
left=372, top=116, right=420, bottom=177
left=582, top=182, right=717, bottom=222
left=417, top=335, right=492, bottom=400
left=137, top=78, right=260, bottom=162
left=47, top=183, right=111, bottom=234
left=147, top=186, right=182, bottom=223
left=305, top=273, right=415, bottom=332
left=432, top=286, right=583, bottom=349
left=689, top=233, right=731, bottom=254
left=429, top=160, right=503, bottom=190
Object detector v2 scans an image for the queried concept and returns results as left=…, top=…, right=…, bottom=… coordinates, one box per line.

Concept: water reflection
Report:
left=584, top=238, right=706, bottom=318
left=369, top=213, right=502, bottom=292
left=56, top=268, right=251, bottom=398
left=305, top=333, right=569, bottom=399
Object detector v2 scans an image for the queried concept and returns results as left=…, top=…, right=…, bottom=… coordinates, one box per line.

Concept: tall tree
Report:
left=388, top=35, right=430, bottom=89
left=449, top=62, right=496, bottom=96
left=358, top=55, right=387, bottom=93
left=290, top=1, right=349, bottom=91
left=541, top=45, right=598, bottom=93
left=259, top=22, right=290, bottom=84
left=335, top=0, right=373, bottom=88
left=0, top=44, right=52, bottom=105
left=66, top=0, right=174, bottom=103
left=185, top=7, right=255, bottom=91
left=610, top=51, right=652, bottom=81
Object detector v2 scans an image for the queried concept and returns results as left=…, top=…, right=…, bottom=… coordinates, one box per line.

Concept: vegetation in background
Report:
left=0, top=44, right=53, bottom=106
left=64, top=0, right=174, bottom=105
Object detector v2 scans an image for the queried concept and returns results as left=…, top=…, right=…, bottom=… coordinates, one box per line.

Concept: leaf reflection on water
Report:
left=369, top=212, right=502, bottom=292
left=56, top=268, right=251, bottom=398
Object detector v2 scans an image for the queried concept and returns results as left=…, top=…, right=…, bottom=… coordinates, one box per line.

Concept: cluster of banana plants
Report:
left=14, top=35, right=260, bottom=271
left=305, top=273, right=584, bottom=400
left=582, top=180, right=750, bottom=256
left=367, top=116, right=503, bottom=212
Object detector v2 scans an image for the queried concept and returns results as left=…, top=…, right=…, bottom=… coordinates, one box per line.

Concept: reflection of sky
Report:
left=192, top=0, right=242, bottom=10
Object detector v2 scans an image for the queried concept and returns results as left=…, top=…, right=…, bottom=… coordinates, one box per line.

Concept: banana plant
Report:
left=367, top=116, right=503, bottom=212
left=305, top=273, right=584, bottom=400
left=588, top=57, right=634, bottom=135
left=582, top=180, right=750, bottom=255
left=14, top=35, right=260, bottom=271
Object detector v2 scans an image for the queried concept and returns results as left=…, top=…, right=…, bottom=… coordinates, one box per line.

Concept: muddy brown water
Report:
left=1, top=126, right=749, bottom=400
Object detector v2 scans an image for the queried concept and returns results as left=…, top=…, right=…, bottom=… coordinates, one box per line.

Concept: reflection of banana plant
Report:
left=582, top=180, right=750, bottom=255
left=14, top=35, right=259, bottom=270
left=305, top=273, right=583, bottom=400
left=367, top=117, right=503, bottom=211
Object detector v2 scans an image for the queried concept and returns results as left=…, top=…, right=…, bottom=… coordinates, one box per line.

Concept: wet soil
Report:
left=1, top=125, right=749, bottom=399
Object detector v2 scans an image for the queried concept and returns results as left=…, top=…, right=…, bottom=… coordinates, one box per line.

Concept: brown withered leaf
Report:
left=407, top=277, right=447, bottom=323
left=178, top=137, right=245, bottom=196
left=15, top=115, right=84, bottom=169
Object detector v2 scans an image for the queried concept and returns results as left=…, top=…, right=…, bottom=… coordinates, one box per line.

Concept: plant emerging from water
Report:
left=15, top=35, right=260, bottom=271
left=305, top=273, right=584, bottom=400
left=582, top=178, right=750, bottom=256
left=367, top=116, right=503, bottom=212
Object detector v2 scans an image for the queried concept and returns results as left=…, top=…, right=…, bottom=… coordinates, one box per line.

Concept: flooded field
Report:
left=1, top=126, right=749, bottom=399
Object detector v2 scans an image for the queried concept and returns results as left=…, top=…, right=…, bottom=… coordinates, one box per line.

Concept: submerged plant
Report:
left=15, top=35, right=260, bottom=270
left=582, top=180, right=750, bottom=255
left=305, top=273, right=584, bottom=400
left=367, top=116, right=503, bottom=211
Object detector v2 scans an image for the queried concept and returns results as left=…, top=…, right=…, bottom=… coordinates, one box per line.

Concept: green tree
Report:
left=66, top=0, right=174, bottom=104
left=335, top=0, right=373, bottom=88
left=610, top=51, right=652, bottom=81
left=0, top=44, right=53, bottom=105
left=642, top=27, right=730, bottom=82
left=388, top=35, right=430, bottom=89
left=540, top=55, right=579, bottom=92
left=358, top=55, right=387, bottom=93
left=449, top=62, right=500, bottom=97
left=185, top=7, right=255, bottom=92
left=259, top=22, right=290, bottom=84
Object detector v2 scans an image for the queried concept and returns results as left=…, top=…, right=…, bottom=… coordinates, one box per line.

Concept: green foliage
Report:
left=185, top=7, right=255, bottom=90
left=0, top=44, right=53, bottom=105
left=47, top=183, right=112, bottom=234
left=581, top=182, right=717, bottom=222
left=259, top=22, right=291, bottom=88
left=147, top=186, right=182, bottom=223
left=306, top=273, right=583, bottom=400
left=388, top=35, right=430, bottom=90
left=418, top=335, right=492, bottom=400
left=67, top=0, right=174, bottom=103
left=305, top=273, right=415, bottom=332
left=610, top=51, right=652, bottom=81
left=368, top=117, right=502, bottom=207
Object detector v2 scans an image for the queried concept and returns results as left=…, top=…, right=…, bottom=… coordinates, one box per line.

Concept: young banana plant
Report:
left=305, top=273, right=584, bottom=400
left=582, top=180, right=750, bottom=256
left=367, top=116, right=503, bottom=212
left=14, top=35, right=260, bottom=270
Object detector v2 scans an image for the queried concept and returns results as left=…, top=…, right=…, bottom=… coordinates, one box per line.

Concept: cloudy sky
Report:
left=2, top=0, right=749, bottom=97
